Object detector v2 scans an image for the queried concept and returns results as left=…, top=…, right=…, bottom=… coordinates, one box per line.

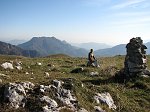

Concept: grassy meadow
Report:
left=0, top=54, right=150, bottom=112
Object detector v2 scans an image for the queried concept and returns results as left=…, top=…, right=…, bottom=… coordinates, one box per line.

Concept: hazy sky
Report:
left=0, top=0, right=150, bottom=45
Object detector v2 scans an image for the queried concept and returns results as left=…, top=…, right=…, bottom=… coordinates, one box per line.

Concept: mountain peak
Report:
left=18, top=37, right=88, bottom=57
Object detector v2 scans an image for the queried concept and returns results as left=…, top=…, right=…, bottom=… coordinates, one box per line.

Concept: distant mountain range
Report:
left=95, top=44, right=126, bottom=56
left=71, top=42, right=111, bottom=50
left=18, top=37, right=88, bottom=57
left=5, top=39, right=27, bottom=45
left=95, top=43, right=150, bottom=56
left=0, top=41, right=40, bottom=57
left=0, top=37, right=150, bottom=57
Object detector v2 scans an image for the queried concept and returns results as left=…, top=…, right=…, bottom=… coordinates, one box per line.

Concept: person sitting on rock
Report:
left=87, top=49, right=99, bottom=67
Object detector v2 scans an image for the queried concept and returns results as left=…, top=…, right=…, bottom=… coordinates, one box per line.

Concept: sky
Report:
left=0, top=0, right=150, bottom=45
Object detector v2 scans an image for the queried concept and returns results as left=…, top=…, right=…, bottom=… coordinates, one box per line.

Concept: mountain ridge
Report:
left=95, top=42, right=150, bottom=56
left=0, top=41, right=40, bottom=57
left=18, top=37, right=88, bottom=57
left=1, top=37, right=150, bottom=57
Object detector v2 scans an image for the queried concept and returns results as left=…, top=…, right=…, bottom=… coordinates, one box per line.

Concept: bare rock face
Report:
left=124, top=37, right=150, bottom=76
left=4, top=82, right=35, bottom=109
left=40, top=96, right=58, bottom=112
left=51, top=79, right=78, bottom=111
left=2, top=79, right=87, bottom=111
left=39, top=79, right=84, bottom=112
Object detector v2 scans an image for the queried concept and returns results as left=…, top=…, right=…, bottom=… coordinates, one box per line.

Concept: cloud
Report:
left=112, top=0, right=147, bottom=9
left=114, top=11, right=150, bottom=17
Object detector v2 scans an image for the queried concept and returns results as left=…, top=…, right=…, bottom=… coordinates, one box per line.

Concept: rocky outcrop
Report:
left=4, top=82, right=35, bottom=109
left=3, top=79, right=86, bottom=111
left=40, top=96, right=58, bottom=112
left=3, top=79, right=115, bottom=112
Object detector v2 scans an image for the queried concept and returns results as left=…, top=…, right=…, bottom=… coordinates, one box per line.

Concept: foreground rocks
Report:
left=4, top=82, right=35, bottom=109
left=3, top=80, right=89, bottom=112
left=1, top=62, right=14, bottom=70
left=2, top=79, right=117, bottom=112
left=1, top=61, right=22, bottom=70
left=94, top=92, right=116, bottom=110
left=39, top=79, right=79, bottom=111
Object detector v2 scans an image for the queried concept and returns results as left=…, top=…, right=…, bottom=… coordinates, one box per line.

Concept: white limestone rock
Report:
left=94, top=92, right=116, bottom=110
left=4, top=82, right=35, bottom=109
left=1, top=62, right=14, bottom=69
left=90, top=72, right=99, bottom=76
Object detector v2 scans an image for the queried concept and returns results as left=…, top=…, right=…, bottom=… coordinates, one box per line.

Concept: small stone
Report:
left=45, top=72, right=50, bottom=77
left=37, top=62, right=42, bottom=66
left=16, top=65, right=22, bottom=70
left=94, top=92, right=116, bottom=110
left=25, top=72, right=29, bottom=75
left=90, top=72, right=99, bottom=76
left=1, top=62, right=14, bottom=69
left=94, top=106, right=105, bottom=112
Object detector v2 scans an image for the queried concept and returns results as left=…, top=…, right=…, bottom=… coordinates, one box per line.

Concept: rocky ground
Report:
left=0, top=54, right=150, bottom=112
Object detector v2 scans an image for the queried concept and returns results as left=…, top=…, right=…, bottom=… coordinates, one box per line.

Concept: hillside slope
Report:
left=0, top=41, right=40, bottom=57
left=0, top=55, right=149, bottom=112
left=95, top=42, right=150, bottom=56
left=95, top=44, right=126, bottom=56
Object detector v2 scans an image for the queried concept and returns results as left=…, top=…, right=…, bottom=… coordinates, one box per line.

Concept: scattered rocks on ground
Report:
left=39, top=79, right=80, bottom=112
left=4, top=82, right=35, bottom=109
left=44, top=72, right=50, bottom=77
left=2, top=79, right=116, bottom=111
left=52, top=79, right=78, bottom=111
left=37, top=62, right=42, bottom=66
left=90, top=72, right=99, bottom=76
left=94, top=92, right=116, bottom=110
left=1, top=62, right=14, bottom=69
